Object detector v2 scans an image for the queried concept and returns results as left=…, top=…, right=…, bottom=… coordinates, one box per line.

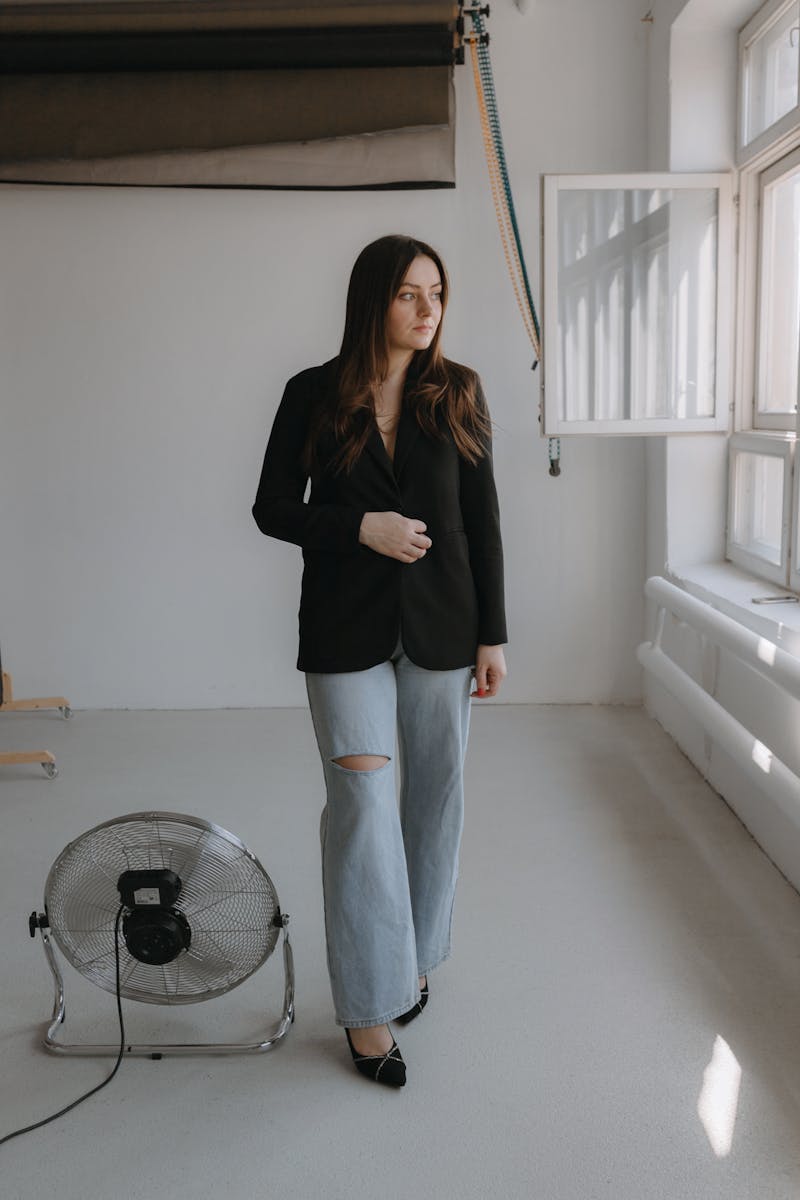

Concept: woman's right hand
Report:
left=359, top=512, right=432, bottom=563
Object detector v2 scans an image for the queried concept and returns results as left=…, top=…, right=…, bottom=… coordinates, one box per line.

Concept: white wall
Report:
left=0, top=0, right=650, bottom=709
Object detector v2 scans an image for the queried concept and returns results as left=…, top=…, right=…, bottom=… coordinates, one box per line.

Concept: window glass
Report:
left=731, top=450, right=785, bottom=565
left=758, top=158, right=800, bottom=417
left=555, top=188, right=718, bottom=423
left=742, top=0, right=800, bottom=146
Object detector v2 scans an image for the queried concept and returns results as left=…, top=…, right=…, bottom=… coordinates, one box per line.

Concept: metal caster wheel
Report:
left=59, top=706, right=72, bottom=720
left=42, top=762, right=58, bottom=779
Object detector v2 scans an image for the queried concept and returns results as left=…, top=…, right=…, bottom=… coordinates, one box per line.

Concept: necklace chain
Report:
left=375, top=381, right=401, bottom=427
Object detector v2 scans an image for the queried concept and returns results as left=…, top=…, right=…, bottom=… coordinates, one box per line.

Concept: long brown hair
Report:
left=305, top=234, right=489, bottom=474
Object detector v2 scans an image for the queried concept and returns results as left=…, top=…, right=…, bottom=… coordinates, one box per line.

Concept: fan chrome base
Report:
left=35, top=919, right=295, bottom=1058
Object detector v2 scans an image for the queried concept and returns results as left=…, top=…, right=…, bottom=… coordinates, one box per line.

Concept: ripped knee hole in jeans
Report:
left=331, top=755, right=390, bottom=772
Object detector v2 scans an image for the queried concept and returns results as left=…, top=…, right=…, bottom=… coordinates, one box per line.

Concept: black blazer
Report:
left=252, top=356, right=507, bottom=673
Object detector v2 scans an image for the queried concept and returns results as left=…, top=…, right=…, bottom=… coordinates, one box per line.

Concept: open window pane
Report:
left=742, top=0, right=800, bottom=148
left=757, top=153, right=800, bottom=419
left=542, top=174, right=731, bottom=435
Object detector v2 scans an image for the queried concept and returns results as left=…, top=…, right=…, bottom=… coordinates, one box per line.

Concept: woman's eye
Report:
left=397, top=290, right=441, bottom=301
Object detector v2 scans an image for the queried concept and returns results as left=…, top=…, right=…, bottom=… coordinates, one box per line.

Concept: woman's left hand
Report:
left=472, top=645, right=507, bottom=699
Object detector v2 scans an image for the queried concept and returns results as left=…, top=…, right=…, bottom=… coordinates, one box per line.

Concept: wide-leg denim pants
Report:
left=305, top=641, right=472, bottom=1028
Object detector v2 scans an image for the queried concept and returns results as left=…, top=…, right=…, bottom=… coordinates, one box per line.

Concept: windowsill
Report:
left=666, top=561, right=800, bottom=657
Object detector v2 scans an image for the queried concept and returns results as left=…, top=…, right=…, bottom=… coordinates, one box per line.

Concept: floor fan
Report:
left=29, top=811, right=294, bottom=1056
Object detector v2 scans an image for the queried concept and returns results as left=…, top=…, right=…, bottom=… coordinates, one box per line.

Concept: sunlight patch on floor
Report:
left=697, top=1034, right=742, bottom=1158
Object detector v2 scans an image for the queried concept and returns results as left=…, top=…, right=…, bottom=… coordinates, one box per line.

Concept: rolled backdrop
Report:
left=0, top=0, right=462, bottom=188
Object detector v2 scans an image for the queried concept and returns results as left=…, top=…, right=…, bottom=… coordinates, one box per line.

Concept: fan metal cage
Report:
left=32, top=812, right=294, bottom=1057
left=45, top=811, right=280, bottom=1005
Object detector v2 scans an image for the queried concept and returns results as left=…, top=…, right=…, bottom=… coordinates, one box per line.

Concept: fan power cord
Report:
left=0, top=906, right=127, bottom=1148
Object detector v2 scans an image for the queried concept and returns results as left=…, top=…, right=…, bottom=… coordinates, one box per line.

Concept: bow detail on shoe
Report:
left=345, top=1027, right=406, bottom=1087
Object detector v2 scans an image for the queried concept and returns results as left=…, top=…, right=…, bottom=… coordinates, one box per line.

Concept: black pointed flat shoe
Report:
left=395, top=978, right=429, bottom=1026
left=345, top=1027, right=406, bottom=1087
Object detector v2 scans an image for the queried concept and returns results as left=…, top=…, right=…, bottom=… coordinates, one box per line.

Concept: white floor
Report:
left=2, top=704, right=800, bottom=1199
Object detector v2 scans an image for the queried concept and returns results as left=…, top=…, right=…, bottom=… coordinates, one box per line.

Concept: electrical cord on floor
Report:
left=0, top=906, right=127, bottom=1147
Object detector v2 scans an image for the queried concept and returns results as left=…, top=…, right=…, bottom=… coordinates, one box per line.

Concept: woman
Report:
left=253, top=234, right=507, bottom=1088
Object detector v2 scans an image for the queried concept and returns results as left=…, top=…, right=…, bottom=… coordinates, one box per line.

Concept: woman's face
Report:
left=386, top=255, right=443, bottom=359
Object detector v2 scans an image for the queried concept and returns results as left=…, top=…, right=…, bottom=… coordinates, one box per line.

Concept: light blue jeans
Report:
left=305, top=641, right=472, bottom=1028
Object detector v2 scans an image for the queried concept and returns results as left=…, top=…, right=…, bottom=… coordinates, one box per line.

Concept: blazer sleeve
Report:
left=459, top=378, right=508, bottom=646
left=252, top=372, right=365, bottom=554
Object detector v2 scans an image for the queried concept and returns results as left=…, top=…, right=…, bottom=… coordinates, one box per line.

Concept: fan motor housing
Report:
left=122, top=906, right=191, bottom=966
left=118, top=868, right=190, bottom=966
left=118, top=868, right=182, bottom=910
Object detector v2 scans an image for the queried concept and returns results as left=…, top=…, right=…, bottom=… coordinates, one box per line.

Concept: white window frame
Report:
left=792, top=448, right=800, bottom=590
left=729, top=0, right=800, bottom=593
left=727, top=431, right=794, bottom=583
left=752, top=144, right=800, bottom=430
left=738, top=0, right=800, bottom=167
left=541, top=172, right=734, bottom=437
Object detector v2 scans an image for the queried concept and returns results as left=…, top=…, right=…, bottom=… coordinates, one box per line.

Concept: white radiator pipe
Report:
left=638, top=576, right=800, bottom=823
left=638, top=642, right=800, bottom=824
left=644, top=576, right=800, bottom=702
